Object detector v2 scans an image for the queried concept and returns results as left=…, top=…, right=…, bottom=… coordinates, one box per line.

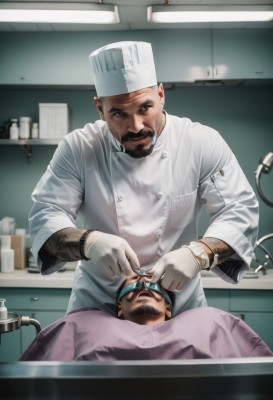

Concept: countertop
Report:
left=0, top=269, right=74, bottom=289
left=0, top=269, right=273, bottom=290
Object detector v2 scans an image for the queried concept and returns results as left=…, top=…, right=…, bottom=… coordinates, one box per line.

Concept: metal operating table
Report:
left=1, top=358, right=273, bottom=400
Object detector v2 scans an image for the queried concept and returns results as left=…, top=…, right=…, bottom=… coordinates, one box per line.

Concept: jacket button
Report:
left=162, top=151, right=168, bottom=159
left=158, top=192, right=163, bottom=199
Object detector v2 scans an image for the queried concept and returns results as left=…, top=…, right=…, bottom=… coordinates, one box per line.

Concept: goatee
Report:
left=122, top=129, right=156, bottom=158
left=129, top=305, right=161, bottom=317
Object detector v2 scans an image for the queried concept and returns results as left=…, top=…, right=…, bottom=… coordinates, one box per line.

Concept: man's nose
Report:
left=128, top=115, right=144, bottom=133
left=137, top=276, right=152, bottom=284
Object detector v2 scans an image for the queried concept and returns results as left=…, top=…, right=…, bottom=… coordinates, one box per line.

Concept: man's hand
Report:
left=151, top=242, right=210, bottom=291
left=84, top=231, right=140, bottom=277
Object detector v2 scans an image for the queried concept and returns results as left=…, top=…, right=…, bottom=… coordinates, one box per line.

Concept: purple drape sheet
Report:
left=20, top=306, right=273, bottom=361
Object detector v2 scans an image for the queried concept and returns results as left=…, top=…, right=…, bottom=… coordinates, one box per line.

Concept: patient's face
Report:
left=117, top=273, right=172, bottom=325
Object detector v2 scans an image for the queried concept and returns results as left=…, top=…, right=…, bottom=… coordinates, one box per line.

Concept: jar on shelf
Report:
left=19, top=117, right=32, bottom=139
left=31, top=122, right=39, bottom=139
left=9, top=119, right=19, bottom=140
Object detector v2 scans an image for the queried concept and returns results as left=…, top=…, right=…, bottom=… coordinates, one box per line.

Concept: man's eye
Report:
left=141, top=105, right=151, bottom=112
left=113, top=112, right=125, bottom=118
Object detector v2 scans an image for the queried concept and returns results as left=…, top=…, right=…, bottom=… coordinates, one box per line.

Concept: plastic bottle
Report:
left=0, top=235, right=14, bottom=273
left=31, top=122, right=39, bottom=139
left=0, top=298, right=8, bottom=320
left=9, top=119, right=19, bottom=140
left=1, top=217, right=15, bottom=235
left=19, top=117, right=31, bottom=139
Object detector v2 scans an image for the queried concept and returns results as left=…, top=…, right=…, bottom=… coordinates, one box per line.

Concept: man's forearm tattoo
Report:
left=38, top=227, right=86, bottom=266
left=199, top=237, right=235, bottom=264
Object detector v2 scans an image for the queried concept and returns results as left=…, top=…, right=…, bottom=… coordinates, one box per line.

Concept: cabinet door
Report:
left=213, top=30, right=273, bottom=79
left=0, top=33, right=92, bottom=85
left=0, top=288, right=70, bottom=361
left=21, top=310, right=66, bottom=353
left=1, top=288, right=71, bottom=311
left=151, top=30, right=212, bottom=82
left=0, top=330, right=21, bottom=362
left=204, top=289, right=230, bottom=311
left=230, top=290, right=273, bottom=351
left=240, top=312, right=273, bottom=352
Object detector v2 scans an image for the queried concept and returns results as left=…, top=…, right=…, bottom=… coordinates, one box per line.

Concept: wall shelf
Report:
left=0, top=139, right=60, bottom=162
left=0, top=139, right=60, bottom=145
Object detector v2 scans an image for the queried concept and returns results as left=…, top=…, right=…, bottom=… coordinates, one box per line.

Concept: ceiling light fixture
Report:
left=147, top=5, right=273, bottom=23
left=0, top=2, right=119, bottom=24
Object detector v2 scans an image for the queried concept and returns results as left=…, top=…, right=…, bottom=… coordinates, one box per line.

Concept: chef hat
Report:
left=89, top=41, right=157, bottom=97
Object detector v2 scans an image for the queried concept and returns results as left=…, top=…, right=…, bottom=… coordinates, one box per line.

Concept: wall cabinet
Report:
left=205, top=289, right=273, bottom=352
left=151, top=30, right=211, bottom=82
left=1, top=287, right=272, bottom=362
left=0, top=30, right=212, bottom=86
left=229, top=290, right=273, bottom=350
left=212, top=30, right=273, bottom=80
left=0, top=29, right=273, bottom=87
left=0, top=288, right=71, bottom=362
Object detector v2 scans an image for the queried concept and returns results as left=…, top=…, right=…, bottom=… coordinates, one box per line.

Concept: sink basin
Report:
left=243, top=270, right=260, bottom=279
left=201, top=267, right=273, bottom=289
left=201, top=270, right=261, bottom=279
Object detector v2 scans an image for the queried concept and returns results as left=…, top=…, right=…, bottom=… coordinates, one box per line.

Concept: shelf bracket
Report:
left=20, top=144, right=32, bottom=163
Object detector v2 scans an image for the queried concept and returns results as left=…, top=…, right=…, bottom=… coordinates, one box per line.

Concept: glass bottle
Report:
left=9, top=119, right=19, bottom=140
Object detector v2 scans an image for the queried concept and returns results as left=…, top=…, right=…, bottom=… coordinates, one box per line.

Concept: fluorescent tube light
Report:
left=0, top=2, right=119, bottom=24
left=147, top=5, right=273, bottom=23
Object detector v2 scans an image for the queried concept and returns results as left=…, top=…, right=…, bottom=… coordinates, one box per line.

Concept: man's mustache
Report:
left=122, top=129, right=154, bottom=143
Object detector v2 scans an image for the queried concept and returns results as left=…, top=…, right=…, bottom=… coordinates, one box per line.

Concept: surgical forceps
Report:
left=134, top=267, right=153, bottom=277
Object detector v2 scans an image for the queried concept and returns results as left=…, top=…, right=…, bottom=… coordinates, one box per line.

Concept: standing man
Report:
left=29, top=41, right=258, bottom=316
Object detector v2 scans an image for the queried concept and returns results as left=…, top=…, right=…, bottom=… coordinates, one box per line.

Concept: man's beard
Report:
left=129, top=305, right=161, bottom=317
left=122, top=129, right=156, bottom=159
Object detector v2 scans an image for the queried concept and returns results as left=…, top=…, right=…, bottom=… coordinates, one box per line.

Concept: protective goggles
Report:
left=115, top=280, right=173, bottom=311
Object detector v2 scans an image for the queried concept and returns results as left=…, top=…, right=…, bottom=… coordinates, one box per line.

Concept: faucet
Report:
left=251, top=233, right=273, bottom=276
left=254, top=254, right=269, bottom=275
left=0, top=298, right=41, bottom=345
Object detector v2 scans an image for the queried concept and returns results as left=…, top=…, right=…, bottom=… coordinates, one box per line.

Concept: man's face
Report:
left=94, top=84, right=165, bottom=158
left=117, top=273, right=172, bottom=325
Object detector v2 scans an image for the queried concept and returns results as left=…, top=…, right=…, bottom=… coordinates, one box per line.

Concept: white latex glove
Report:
left=84, top=231, right=140, bottom=277
left=151, top=242, right=210, bottom=291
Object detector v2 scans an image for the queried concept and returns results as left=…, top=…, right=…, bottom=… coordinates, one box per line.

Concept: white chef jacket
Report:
left=29, top=113, right=259, bottom=316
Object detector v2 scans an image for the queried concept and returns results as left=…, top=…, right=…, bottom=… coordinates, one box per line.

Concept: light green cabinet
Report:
left=212, top=30, right=273, bottom=80
left=0, top=330, right=21, bottom=362
left=1, top=29, right=273, bottom=87
left=205, top=288, right=273, bottom=351
left=151, top=30, right=211, bottom=82
left=0, top=288, right=71, bottom=362
left=1, top=287, right=272, bottom=362
left=0, top=30, right=211, bottom=86
left=203, top=289, right=230, bottom=311
left=21, top=310, right=67, bottom=352
left=230, top=290, right=273, bottom=351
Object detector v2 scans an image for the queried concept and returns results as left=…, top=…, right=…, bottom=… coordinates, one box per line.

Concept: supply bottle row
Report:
left=0, top=217, right=27, bottom=273
left=0, top=103, right=69, bottom=141
left=0, top=235, right=15, bottom=274
left=9, top=117, right=39, bottom=140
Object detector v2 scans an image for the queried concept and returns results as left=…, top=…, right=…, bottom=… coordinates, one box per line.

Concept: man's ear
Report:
left=94, top=97, right=105, bottom=120
left=117, top=302, right=123, bottom=319
left=158, top=83, right=165, bottom=109
left=165, top=303, right=172, bottom=320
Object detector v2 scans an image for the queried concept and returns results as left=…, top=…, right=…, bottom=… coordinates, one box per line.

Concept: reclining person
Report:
left=20, top=274, right=273, bottom=361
